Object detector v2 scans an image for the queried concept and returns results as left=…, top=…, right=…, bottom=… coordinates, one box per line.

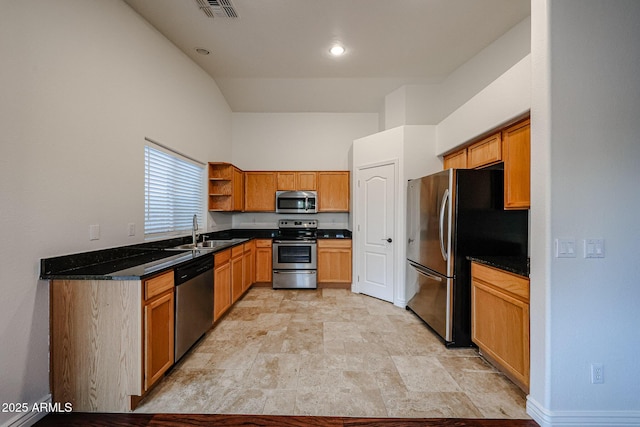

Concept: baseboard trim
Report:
left=1, top=394, right=51, bottom=427
left=527, top=396, right=640, bottom=426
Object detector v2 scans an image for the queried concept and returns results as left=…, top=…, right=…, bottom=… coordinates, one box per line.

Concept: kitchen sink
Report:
left=166, top=239, right=248, bottom=251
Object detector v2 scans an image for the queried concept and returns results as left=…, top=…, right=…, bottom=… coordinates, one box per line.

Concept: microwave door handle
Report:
left=439, top=189, right=449, bottom=262
left=305, top=196, right=308, bottom=211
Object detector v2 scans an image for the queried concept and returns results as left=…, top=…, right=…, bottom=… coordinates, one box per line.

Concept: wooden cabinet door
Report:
left=471, top=263, right=530, bottom=391
left=317, top=239, right=352, bottom=283
left=318, top=171, right=350, bottom=212
left=443, top=148, right=468, bottom=169
left=214, top=250, right=231, bottom=321
left=467, top=133, right=502, bottom=169
left=245, top=172, right=277, bottom=211
left=297, top=172, right=317, bottom=190
left=232, top=167, right=244, bottom=211
left=144, top=290, right=174, bottom=391
left=276, top=172, right=296, bottom=190
left=231, top=246, right=244, bottom=303
left=503, top=119, right=530, bottom=210
left=243, top=241, right=255, bottom=291
left=255, top=239, right=272, bottom=283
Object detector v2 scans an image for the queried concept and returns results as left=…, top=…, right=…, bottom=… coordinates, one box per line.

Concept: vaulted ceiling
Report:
left=124, top=0, right=530, bottom=112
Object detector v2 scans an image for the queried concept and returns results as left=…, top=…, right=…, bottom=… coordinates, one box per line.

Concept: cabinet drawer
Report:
left=231, top=245, right=243, bottom=258
left=215, top=249, right=231, bottom=265
left=144, top=271, right=174, bottom=301
left=255, top=239, right=272, bottom=248
left=471, top=263, right=529, bottom=301
left=317, top=239, right=352, bottom=249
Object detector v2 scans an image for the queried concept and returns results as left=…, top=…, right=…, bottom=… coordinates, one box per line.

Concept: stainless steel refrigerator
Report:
left=406, top=168, right=528, bottom=347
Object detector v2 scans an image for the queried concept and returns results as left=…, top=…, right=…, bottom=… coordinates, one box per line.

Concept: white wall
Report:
left=231, top=113, right=378, bottom=171
left=528, top=1, right=640, bottom=426
left=383, top=17, right=531, bottom=131
left=0, top=1, right=231, bottom=424
left=436, top=54, right=531, bottom=155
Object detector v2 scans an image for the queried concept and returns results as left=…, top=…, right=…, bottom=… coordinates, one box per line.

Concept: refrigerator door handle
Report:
left=439, top=189, right=449, bottom=262
left=408, top=261, right=443, bottom=282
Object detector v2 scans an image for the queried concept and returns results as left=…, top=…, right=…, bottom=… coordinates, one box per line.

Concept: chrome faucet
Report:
left=192, top=214, right=198, bottom=245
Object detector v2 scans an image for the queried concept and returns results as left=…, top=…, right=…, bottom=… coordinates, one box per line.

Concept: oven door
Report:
left=272, top=240, right=317, bottom=269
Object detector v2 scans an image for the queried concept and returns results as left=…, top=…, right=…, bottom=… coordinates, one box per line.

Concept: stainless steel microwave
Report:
left=276, top=191, right=318, bottom=214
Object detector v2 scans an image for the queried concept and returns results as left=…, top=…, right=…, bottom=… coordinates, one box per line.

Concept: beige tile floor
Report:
left=136, top=287, right=529, bottom=419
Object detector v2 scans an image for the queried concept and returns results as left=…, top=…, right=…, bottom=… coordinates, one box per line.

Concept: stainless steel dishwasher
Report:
left=174, top=255, right=213, bottom=362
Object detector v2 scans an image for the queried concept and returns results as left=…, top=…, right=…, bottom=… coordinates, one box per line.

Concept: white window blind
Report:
left=144, top=143, right=204, bottom=237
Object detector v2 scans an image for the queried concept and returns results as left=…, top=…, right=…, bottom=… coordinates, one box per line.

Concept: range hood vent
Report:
left=196, top=0, right=239, bottom=19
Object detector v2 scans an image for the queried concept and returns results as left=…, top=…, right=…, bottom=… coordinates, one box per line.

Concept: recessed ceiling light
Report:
left=195, top=47, right=210, bottom=55
left=330, top=44, right=345, bottom=56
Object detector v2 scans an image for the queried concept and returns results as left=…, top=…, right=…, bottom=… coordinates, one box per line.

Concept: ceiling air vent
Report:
left=195, top=0, right=239, bottom=19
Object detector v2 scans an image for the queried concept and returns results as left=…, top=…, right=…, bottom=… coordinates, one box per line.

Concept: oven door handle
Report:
left=273, top=270, right=317, bottom=274
left=273, top=240, right=317, bottom=244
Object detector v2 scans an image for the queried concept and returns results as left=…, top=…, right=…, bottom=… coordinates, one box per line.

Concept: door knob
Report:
left=382, top=238, right=392, bottom=243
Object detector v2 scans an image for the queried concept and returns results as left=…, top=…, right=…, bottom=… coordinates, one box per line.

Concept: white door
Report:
left=356, top=162, right=395, bottom=302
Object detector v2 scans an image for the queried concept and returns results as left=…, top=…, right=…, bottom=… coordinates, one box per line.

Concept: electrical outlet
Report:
left=591, top=363, right=604, bottom=384
left=128, top=223, right=136, bottom=237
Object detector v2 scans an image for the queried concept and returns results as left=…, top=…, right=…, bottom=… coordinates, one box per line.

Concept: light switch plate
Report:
left=584, top=239, right=605, bottom=258
left=555, top=238, right=576, bottom=258
left=89, top=224, right=100, bottom=241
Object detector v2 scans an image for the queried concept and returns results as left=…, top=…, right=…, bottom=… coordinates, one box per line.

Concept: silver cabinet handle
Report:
left=439, top=189, right=449, bottom=262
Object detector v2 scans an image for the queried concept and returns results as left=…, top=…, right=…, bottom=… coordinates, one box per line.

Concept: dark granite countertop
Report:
left=40, top=227, right=352, bottom=281
left=467, top=255, right=530, bottom=277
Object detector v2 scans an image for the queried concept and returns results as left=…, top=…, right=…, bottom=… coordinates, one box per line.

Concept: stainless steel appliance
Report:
left=276, top=191, right=318, bottom=214
left=272, top=219, right=318, bottom=289
left=406, top=168, right=528, bottom=347
left=174, top=255, right=214, bottom=361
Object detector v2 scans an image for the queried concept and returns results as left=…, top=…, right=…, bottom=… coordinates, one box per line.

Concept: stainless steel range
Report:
left=272, top=219, right=317, bottom=289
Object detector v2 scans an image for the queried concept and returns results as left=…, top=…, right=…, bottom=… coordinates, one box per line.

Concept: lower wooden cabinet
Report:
left=243, top=240, right=256, bottom=292
left=143, top=271, right=175, bottom=391
left=255, top=239, right=273, bottom=283
left=50, top=270, right=176, bottom=412
left=214, top=250, right=232, bottom=321
left=317, top=239, right=352, bottom=284
left=471, top=262, right=530, bottom=391
left=230, top=245, right=244, bottom=303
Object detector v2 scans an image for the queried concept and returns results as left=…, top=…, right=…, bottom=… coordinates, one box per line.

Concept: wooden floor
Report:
left=35, top=413, right=539, bottom=427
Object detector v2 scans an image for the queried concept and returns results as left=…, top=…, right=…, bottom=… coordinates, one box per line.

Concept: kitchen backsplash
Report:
left=231, top=212, right=349, bottom=230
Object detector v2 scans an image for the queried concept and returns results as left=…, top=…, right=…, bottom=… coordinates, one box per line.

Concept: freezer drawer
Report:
left=406, top=262, right=452, bottom=342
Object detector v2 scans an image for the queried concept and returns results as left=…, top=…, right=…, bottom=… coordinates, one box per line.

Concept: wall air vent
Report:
left=195, top=0, right=239, bottom=19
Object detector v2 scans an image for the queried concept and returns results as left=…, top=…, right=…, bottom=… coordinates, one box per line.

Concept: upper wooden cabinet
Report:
left=244, top=171, right=277, bottom=212
left=467, top=133, right=502, bottom=169
left=277, top=171, right=317, bottom=191
left=502, top=119, right=531, bottom=210
left=443, top=148, right=468, bottom=169
left=441, top=116, right=530, bottom=210
left=208, top=163, right=244, bottom=212
left=317, top=171, right=350, bottom=212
